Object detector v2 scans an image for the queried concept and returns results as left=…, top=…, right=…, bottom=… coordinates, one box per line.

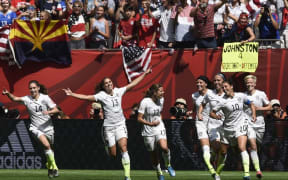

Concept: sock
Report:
left=162, top=150, right=171, bottom=168
left=202, top=145, right=215, bottom=174
left=153, top=163, right=162, bottom=175
left=45, top=149, right=58, bottom=170
left=121, top=151, right=130, bottom=178
left=250, top=150, right=260, bottom=172
left=216, top=153, right=226, bottom=175
left=241, top=151, right=250, bottom=177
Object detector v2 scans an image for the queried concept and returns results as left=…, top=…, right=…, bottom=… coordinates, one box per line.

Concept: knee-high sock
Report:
left=216, top=153, right=227, bottom=175
left=162, top=150, right=171, bottom=168
left=153, top=163, right=162, bottom=175
left=121, top=151, right=131, bottom=177
left=45, top=149, right=58, bottom=170
left=250, top=150, right=260, bottom=171
left=241, top=151, right=250, bottom=177
left=202, top=145, right=215, bottom=174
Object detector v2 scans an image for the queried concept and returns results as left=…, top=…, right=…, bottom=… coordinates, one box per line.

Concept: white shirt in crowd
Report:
left=94, top=87, right=127, bottom=127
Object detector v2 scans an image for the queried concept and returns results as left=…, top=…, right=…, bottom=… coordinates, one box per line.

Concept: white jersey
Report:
left=202, top=90, right=225, bottom=127
left=192, top=89, right=213, bottom=122
left=138, top=97, right=166, bottom=136
left=21, top=93, right=56, bottom=133
left=244, top=90, right=270, bottom=128
left=94, top=87, right=127, bottom=127
left=213, top=92, right=250, bottom=131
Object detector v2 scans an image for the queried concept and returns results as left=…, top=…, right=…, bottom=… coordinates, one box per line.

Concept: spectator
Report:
left=284, top=0, right=288, bottom=48
left=270, top=99, right=287, bottom=119
left=118, top=4, right=138, bottom=46
left=138, top=0, right=159, bottom=48
left=0, top=0, right=17, bottom=27
left=254, top=4, right=279, bottom=40
left=40, top=10, right=52, bottom=20
left=89, top=6, right=110, bottom=49
left=17, top=5, right=39, bottom=20
left=66, top=0, right=87, bottom=49
left=52, top=106, right=70, bottom=119
left=0, top=102, right=20, bottom=119
left=223, top=12, right=255, bottom=43
left=153, top=0, right=175, bottom=49
left=190, top=0, right=227, bottom=48
left=210, top=0, right=226, bottom=46
left=171, top=0, right=195, bottom=48
left=169, top=98, right=192, bottom=120
left=129, top=103, right=139, bottom=119
left=36, top=0, right=61, bottom=19
left=89, top=102, right=104, bottom=120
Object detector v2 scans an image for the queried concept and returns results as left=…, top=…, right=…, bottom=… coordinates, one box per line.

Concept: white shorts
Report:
left=29, top=126, right=54, bottom=145
left=143, top=133, right=167, bottom=151
left=102, top=124, right=128, bottom=147
left=208, top=126, right=223, bottom=142
left=221, top=121, right=249, bottom=145
left=196, top=120, right=209, bottom=139
left=247, top=126, right=265, bottom=143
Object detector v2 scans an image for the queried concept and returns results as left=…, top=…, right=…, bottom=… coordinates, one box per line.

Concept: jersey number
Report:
left=232, top=104, right=240, bottom=111
left=35, top=106, right=43, bottom=112
left=111, top=99, right=119, bottom=107
left=240, top=125, right=248, bottom=133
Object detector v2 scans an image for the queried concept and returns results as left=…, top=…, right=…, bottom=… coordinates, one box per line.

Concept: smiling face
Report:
left=141, top=0, right=149, bottom=12
left=196, top=79, right=207, bottom=92
left=245, top=77, right=256, bottom=92
left=214, top=75, right=224, bottom=91
left=223, top=82, right=233, bottom=96
left=96, top=6, right=105, bottom=17
left=102, top=78, right=114, bottom=94
left=1, top=0, right=10, bottom=11
left=29, top=82, right=40, bottom=98
left=72, top=2, right=83, bottom=15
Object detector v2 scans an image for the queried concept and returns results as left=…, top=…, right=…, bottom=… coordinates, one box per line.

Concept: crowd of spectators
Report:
left=1, top=0, right=288, bottom=49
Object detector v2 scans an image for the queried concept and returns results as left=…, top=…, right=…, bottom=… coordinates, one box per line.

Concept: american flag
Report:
left=122, top=46, right=152, bottom=82
left=0, top=25, right=18, bottom=67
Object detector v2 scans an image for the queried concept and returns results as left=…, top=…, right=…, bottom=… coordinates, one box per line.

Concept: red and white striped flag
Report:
left=122, top=46, right=152, bottom=82
left=0, top=25, right=17, bottom=66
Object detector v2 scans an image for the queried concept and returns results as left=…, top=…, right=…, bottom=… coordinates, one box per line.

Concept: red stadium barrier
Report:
left=1, top=49, right=288, bottom=119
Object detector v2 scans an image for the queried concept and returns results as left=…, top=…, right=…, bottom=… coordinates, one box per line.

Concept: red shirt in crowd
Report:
left=194, top=5, right=215, bottom=39
left=138, top=14, right=159, bottom=48
left=11, top=0, right=35, bottom=7
left=119, top=17, right=138, bottom=46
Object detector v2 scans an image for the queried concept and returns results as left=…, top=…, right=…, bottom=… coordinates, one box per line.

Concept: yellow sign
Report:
left=221, top=42, right=259, bottom=72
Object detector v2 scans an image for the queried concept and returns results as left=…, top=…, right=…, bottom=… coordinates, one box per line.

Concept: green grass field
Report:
left=0, top=170, right=288, bottom=180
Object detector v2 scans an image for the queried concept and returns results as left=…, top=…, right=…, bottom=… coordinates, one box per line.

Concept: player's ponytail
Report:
left=95, top=77, right=110, bottom=93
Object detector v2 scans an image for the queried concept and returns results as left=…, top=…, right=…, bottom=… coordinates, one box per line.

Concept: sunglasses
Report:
left=73, top=5, right=82, bottom=8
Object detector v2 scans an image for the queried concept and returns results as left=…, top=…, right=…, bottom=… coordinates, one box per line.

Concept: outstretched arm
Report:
left=125, top=67, right=152, bottom=91
left=63, top=88, right=95, bottom=101
left=2, top=89, right=23, bottom=103
left=43, top=106, right=60, bottom=116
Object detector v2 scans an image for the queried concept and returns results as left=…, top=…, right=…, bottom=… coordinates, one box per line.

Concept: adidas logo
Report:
left=0, top=121, right=42, bottom=169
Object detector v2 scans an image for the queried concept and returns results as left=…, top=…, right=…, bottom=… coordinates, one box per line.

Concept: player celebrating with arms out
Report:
left=210, top=79, right=256, bottom=180
left=63, top=68, right=151, bottom=180
left=137, top=84, right=175, bottom=180
left=2, top=80, right=60, bottom=178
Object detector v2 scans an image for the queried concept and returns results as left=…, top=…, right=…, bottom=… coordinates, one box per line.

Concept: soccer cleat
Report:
left=167, top=166, right=176, bottom=177
left=48, top=169, right=54, bottom=179
left=212, top=173, right=221, bottom=180
left=243, top=176, right=251, bottom=180
left=256, top=171, right=262, bottom=179
left=157, top=174, right=165, bottom=180
left=53, top=169, right=59, bottom=178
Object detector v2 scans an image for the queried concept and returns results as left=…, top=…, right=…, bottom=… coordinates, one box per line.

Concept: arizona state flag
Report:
left=9, top=20, right=71, bottom=67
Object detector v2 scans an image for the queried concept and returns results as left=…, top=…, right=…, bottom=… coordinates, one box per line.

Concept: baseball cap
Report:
left=270, top=99, right=280, bottom=107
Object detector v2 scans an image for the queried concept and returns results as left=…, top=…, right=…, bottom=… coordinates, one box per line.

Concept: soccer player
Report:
left=197, top=73, right=226, bottom=180
left=137, top=84, right=175, bottom=180
left=63, top=68, right=151, bottom=180
left=192, top=76, right=219, bottom=179
left=244, top=75, right=271, bottom=179
left=210, top=79, right=256, bottom=180
left=2, top=80, right=60, bottom=178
